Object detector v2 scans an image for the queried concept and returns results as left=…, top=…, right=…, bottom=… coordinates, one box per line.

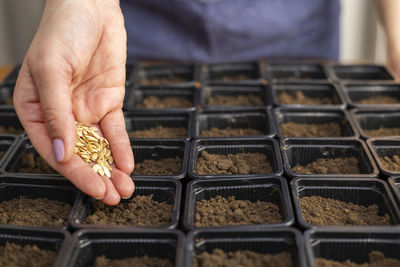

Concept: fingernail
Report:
left=53, top=138, right=65, bottom=162
left=121, top=195, right=132, bottom=200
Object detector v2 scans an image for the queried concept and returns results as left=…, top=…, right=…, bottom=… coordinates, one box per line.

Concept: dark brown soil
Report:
left=133, top=157, right=182, bottom=175
left=17, top=152, right=57, bottom=174
left=93, top=255, right=173, bottom=267
left=300, top=196, right=391, bottom=226
left=140, top=77, right=188, bottom=86
left=292, top=157, right=360, bottom=174
left=0, top=151, right=5, bottom=160
left=0, top=196, right=71, bottom=227
left=0, top=242, right=57, bottom=267
left=195, top=195, right=281, bottom=227
left=128, top=126, right=187, bottom=138
left=201, top=127, right=264, bottom=137
left=196, top=151, right=273, bottom=175
left=208, top=94, right=263, bottom=107
left=83, top=194, right=173, bottom=226
left=194, top=249, right=292, bottom=267
left=280, top=122, right=342, bottom=137
left=379, top=155, right=400, bottom=172
left=216, top=74, right=252, bottom=81
left=0, top=125, right=23, bottom=134
left=364, top=127, right=400, bottom=137
left=355, top=95, right=400, bottom=105
left=277, top=91, right=335, bottom=105
left=315, top=251, right=400, bottom=267
left=4, top=98, right=13, bottom=106
left=137, top=96, right=192, bottom=108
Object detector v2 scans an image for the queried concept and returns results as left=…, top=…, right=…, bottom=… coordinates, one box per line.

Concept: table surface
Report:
left=0, top=66, right=12, bottom=82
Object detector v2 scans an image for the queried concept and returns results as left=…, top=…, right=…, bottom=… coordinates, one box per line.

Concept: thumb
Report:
left=33, top=59, right=76, bottom=163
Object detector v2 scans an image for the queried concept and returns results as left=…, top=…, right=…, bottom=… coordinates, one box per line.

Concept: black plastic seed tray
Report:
left=199, top=62, right=263, bottom=84
left=2, top=137, right=62, bottom=178
left=0, top=135, right=19, bottom=170
left=189, top=138, right=283, bottom=179
left=274, top=108, right=358, bottom=139
left=0, top=227, right=70, bottom=267
left=388, top=177, right=400, bottom=209
left=305, top=229, right=400, bottom=267
left=186, top=227, right=307, bottom=267
left=200, top=83, right=270, bottom=109
left=281, top=138, right=378, bottom=178
left=2, top=64, right=21, bottom=83
left=265, top=61, right=328, bottom=82
left=270, top=82, right=346, bottom=109
left=327, top=64, right=394, bottom=81
left=351, top=109, right=400, bottom=139
left=0, top=111, right=24, bottom=136
left=193, top=108, right=275, bottom=139
left=340, top=83, right=400, bottom=109
left=132, top=63, right=197, bottom=86
left=367, top=138, right=400, bottom=177
left=60, top=229, right=185, bottom=267
left=183, top=176, right=294, bottom=230
left=124, top=85, right=198, bottom=112
left=0, top=82, right=14, bottom=110
left=125, top=64, right=135, bottom=86
left=291, top=178, right=400, bottom=230
left=69, top=179, right=181, bottom=230
left=0, top=176, right=79, bottom=231
left=124, top=111, right=192, bottom=140
left=130, top=139, right=189, bottom=179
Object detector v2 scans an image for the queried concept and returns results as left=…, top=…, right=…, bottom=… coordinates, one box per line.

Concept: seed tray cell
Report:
left=265, top=61, right=328, bottom=81
left=130, top=139, right=189, bottom=179
left=186, top=228, right=307, bottom=267
left=69, top=179, right=181, bottom=230
left=0, top=82, right=14, bottom=110
left=367, top=139, right=400, bottom=177
left=183, top=177, right=294, bottom=230
left=341, top=83, right=400, bottom=109
left=351, top=109, right=400, bottom=139
left=388, top=177, right=400, bottom=209
left=0, top=135, right=19, bottom=170
left=124, top=111, right=192, bottom=140
left=328, top=64, right=394, bottom=81
left=200, top=84, right=270, bottom=109
left=200, top=62, right=262, bottom=84
left=124, top=85, right=198, bottom=112
left=61, top=229, right=185, bottom=267
left=274, top=108, right=358, bottom=139
left=270, top=82, right=346, bottom=109
left=281, top=139, right=378, bottom=178
left=291, top=178, right=400, bottom=230
left=125, top=64, right=135, bottom=86
left=189, top=138, right=283, bottom=179
left=305, top=229, right=400, bottom=267
left=0, top=111, right=24, bottom=136
left=133, top=63, right=197, bottom=86
left=193, top=108, right=275, bottom=139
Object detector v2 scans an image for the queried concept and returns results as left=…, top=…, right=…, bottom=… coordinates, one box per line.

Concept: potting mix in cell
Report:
left=1, top=61, right=400, bottom=267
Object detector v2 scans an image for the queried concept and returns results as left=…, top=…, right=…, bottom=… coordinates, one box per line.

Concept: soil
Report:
left=0, top=151, right=5, bottom=160
left=215, top=74, right=252, bottom=81
left=0, top=196, right=71, bottom=227
left=128, top=126, right=187, bottom=138
left=196, top=151, right=273, bottom=175
left=17, top=152, right=57, bottom=174
left=379, top=155, right=400, bottom=172
left=292, top=157, right=360, bottom=174
left=277, top=91, right=336, bottom=105
left=315, top=251, right=400, bottom=267
left=194, top=249, right=292, bottom=267
left=0, top=125, right=23, bottom=134
left=140, top=77, right=188, bottom=85
left=300, top=196, right=391, bottom=226
left=137, top=96, right=192, bottom=108
left=93, top=255, right=173, bottom=267
left=194, top=195, right=281, bottom=227
left=280, top=122, right=342, bottom=137
left=83, top=194, right=173, bottom=226
left=4, top=98, right=13, bottom=106
left=207, top=94, right=263, bottom=107
left=355, top=95, right=400, bottom=105
left=201, top=127, right=264, bottom=137
left=0, top=242, right=57, bottom=267
left=133, top=157, right=182, bottom=175
left=364, top=127, right=400, bottom=137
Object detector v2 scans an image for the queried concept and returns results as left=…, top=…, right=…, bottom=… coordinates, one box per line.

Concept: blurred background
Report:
left=0, top=0, right=388, bottom=65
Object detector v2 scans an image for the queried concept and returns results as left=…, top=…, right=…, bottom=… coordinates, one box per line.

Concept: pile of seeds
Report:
left=74, top=122, right=113, bottom=178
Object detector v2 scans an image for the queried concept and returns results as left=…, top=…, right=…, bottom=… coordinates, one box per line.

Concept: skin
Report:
left=13, top=0, right=134, bottom=205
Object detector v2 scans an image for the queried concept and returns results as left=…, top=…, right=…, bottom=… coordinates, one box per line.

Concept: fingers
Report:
left=110, top=168, right=135, bottom=199
left=100, top=109, right=134, bottom=175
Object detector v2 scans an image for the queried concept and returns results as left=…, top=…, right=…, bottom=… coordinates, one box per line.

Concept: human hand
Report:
left=13, top=0, right=134, bottom=205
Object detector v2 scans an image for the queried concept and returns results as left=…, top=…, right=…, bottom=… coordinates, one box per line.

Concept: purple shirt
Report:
left=121, top=0, right=340, bottom=63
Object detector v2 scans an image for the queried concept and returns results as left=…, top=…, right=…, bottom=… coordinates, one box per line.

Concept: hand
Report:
left=13, top=0, right=134, bottom=205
